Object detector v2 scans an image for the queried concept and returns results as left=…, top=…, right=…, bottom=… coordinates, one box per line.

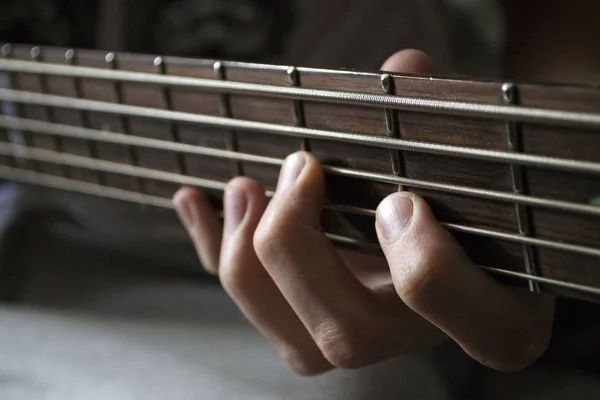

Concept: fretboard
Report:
left=0, top=43, right=599, bottom=303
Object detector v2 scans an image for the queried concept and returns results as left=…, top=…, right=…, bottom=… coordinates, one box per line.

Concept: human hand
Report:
left=172, top=50, right=555, bottom=375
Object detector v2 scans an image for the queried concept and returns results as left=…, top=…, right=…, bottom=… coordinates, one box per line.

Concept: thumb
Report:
left=376, top=192, right=555, bottom=371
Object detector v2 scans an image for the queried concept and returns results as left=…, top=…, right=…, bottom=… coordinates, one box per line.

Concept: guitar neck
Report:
left=0, top=43, right=599, bottom=303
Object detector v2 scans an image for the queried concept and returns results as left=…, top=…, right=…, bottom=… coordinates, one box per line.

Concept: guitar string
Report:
left=2, top=53, right=597, bottom=296
left=1, top=165, right=599, bottom=298
left=1, top=115, right=599, bottom=219
left=0, top=141, right=598, bottom=260
left=1, top=89, right=599, bottom=178
left=1, top=58, right=600, bottom=129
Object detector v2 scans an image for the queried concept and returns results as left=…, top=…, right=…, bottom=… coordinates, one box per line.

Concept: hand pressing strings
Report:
left=172, top=49, right=555, bottom=376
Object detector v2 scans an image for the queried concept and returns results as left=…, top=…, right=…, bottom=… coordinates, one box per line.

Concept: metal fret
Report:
left=214, top=61, right=243, bottom=176
left=105, top=52, right=144, bottom=193
left=0, top=44, right=31, bottom=169
left=381, top=74, right=405, bottom=180
left=31, top=46, right=67, bottom=176
left=65, top=48, right=105, bottom=185
left=2, top=115, right=599, bottom=218
left=2, top=58, right=600, bottom=130
left=154, top=56, right=188, bottom=175
left=287, top=67, right=310, bottom=151
left=2, top=88, right=598, bottom=176
left=503, top=83, right=540, bottom=293
left=1, top=141, right=599, bottom=259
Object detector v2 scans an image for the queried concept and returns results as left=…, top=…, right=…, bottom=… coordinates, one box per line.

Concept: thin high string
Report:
left=1, top=165, right=599, bottom=298
left=0, top=140, right=598, bottom=260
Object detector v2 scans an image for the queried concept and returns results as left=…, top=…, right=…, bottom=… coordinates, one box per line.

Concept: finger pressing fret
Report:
left=0, top=44, right=598, bottom=304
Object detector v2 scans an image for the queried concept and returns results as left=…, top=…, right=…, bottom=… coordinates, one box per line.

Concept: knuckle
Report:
left=395, top=242, right=448, bottom=308
left=488, top=325, right=552, bottom=372
left=279, top=349, right=330, bottom=377
left=218, top=262, right=248, bottom=296
left=253, top=219, right=295, bottom=262
left=199, top=254, right=219, bottom=276
left=218, top=236, right=266, bottom=297
left=218, top=251, right=263, bottom=298
left=314, top=322, right=371, bottom=369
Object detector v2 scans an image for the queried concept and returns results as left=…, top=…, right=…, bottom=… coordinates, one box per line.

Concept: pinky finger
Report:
left=173, top=187, right=223, bottom=274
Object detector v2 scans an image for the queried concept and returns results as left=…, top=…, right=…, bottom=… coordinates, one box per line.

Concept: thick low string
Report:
left=0, top=58, right=600, bottom=129
left=0, top=90, right=599, bottom=178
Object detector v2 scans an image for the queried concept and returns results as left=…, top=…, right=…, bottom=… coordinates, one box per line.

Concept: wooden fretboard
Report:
left=0, top=44, right=599, bottom=303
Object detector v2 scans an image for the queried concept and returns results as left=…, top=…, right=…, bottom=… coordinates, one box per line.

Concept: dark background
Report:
left=0, top=0, right=295, bottom=61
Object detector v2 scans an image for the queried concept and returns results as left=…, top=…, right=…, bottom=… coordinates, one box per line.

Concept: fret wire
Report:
left=287, top=67, right=310, bottom=151
left=0, top=45, right=34, bottom=170
left=155, top=56, right=188, bottom=176
left=503, top=83, right=540, bottom=293
left=0, top=141, right=599, bottom=259
left=1, top=115, right=599, bottom=218
left=0, top=164, right=598, bottom=299
left=214, top=61, right=243, bottom=176
left=2, top=58, right=600, bottom=129
left=381, top=74, right=404, bottom=178
left=31, top=46, right=67, bottom=177
left=66, top=49, right=105, bottom=185
left=106, top=52, right=145, bottom=193
left=1, top=88, right=598, bottom=177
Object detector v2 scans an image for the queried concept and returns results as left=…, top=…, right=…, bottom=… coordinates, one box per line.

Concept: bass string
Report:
left=0, top=57, right=599, bottom=129
left=0, top=88, right=599, bottom=178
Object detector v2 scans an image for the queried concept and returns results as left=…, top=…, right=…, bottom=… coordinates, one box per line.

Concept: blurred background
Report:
left=0, top=0, right=504, bottom=73
left=0, top=1, right=598, bottom=400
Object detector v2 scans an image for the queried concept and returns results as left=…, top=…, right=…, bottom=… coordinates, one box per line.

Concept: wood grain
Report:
left=1, top=44, right=599, bottom=301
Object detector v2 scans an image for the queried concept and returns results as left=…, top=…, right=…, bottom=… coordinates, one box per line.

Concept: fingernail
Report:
left=277, top=153, right=307, bottom=192
left=175, top=201, right=196, bottom=232
left=377, top=195, right=414, bottom=241
left=224, top=188, right=248, bottom=236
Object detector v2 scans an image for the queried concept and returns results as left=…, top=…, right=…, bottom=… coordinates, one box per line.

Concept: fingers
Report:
left=173, top=187, right=222, bottom=274
left=218, top=177, right=332, bottom=376
left=376, top=192, right=555, bottom=371
left=380, top=49, right=433, bottom=73
left=254, top=152, right=390, bottom=368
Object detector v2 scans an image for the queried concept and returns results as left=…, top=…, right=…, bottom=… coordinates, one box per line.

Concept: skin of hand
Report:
left=172, top=50, right=556, bottom=376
